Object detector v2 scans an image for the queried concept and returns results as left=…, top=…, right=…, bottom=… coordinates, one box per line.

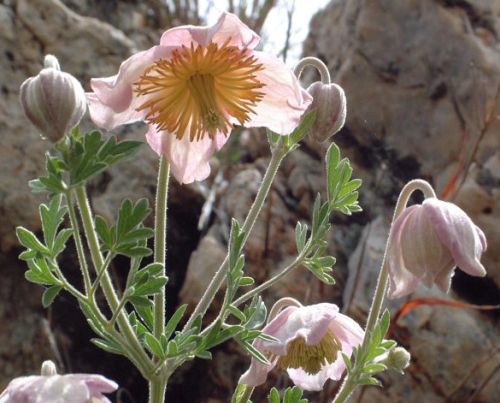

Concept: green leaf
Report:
left=164, top=304, right=188, bottom=340
left=268, top=388, right=280, bottom=403
left=166, top=340, right=178, bottom=356
left=378, top=309, right=391, bottom=338
left=295, top=222, right=308, bottom=253
left=238, top=339, right=269, bottom=365
left=95, top=216, right=113, bottom=247
left=228, top=304, right=247, bottom=322
left=363, top=363, right=387, bottom=373
left=204, top=325, right=244, bottom=350
left=288, top=110, right=316, bottom=146
left=266, top=129, right=282, bottom=148
left=357, top=376, right=382, bottom=386
left=19, top=250, right=38, bottom=261
left=52, top=229, right=73, bottom=257
left=144, top=333, right=165, bottom=359
left=91, top=338, right=124, bottom=355
left=39, top=195, right=66, bottom=249
left=116, top=245, right=152, bottom=258
left=42, top=285, right=62, bottom=308
left=238, top=276, right=255, bottom=287
left=16, top=227, right=50, bottom=255
left=195, top=351, right=212, bottom=360
left=284, top=386, right=307, bottom=403
left=341, top=352, right=352, bottom=373
left=133, top=277, right=168, bottom=296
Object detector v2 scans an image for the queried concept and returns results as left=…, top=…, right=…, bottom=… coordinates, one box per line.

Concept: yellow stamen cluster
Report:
left=274, top=330, right=342, bottom=375
left=134, top=41, right=265, bottom=141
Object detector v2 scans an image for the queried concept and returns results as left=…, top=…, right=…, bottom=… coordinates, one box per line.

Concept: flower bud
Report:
left=307, top=81, right=346, bottom=142
left=383, top=347, right=411, bottom=373
left=19, top=55, right=86, bottom=143
left=41, top=360, right=57, bottom=376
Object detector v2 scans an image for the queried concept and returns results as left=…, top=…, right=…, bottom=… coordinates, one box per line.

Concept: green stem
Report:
left=66, top=191, right=92, bottom=293
left=364, top=179, right=436, bottom=333
left=108, top=292, right=129, bottom=329
left=148, top=157, right=170, bottom=403
left=74, top=185, right=153, bottom=376
left=153, top=157, right=170, bottom=339
left=233, top=251, right=307, bottom=308
left=332, top=378, right=355, bottom=403
left=183, top=144, right=287, bottom=331
left=333, top=179, right=436, bottom=403
left=51, top=262, right=86, bottom=301
left=149, top=375, right=168, bottom=403
left=90, top=252, right=113, bottom=296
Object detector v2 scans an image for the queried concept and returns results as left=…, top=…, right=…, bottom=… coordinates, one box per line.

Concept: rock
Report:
left=179, top=234, right=226, bottom=308
left=0, top=252, right=57, bottom=388
left=450, top=152, right=500, bottom=288
left=340, top=215, right=500, bottom=403
left=303, top=0, right=500, bottom=191
left=0, top=0, right=135, bottom=250
left=354, top=288, right=500, bottom=403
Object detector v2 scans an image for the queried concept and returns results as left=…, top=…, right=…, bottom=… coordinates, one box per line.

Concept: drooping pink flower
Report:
left=0, top=373, right=117, bottom=403
left=87, top=12, right=312, bottom=184
left=239, top=303, right=364, bottom=391
left=387, top=198, right=487, bottom=299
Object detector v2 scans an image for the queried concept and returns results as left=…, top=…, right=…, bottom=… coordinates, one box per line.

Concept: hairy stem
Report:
left=149, top=157, right=171, bottom=403
left=333, top=179, right=436, bottom=403
left=74, top=185, right=153, bottom=376
left=183, top=144, right=287, bottom=331
left=66, top=191, right=92, bottom=293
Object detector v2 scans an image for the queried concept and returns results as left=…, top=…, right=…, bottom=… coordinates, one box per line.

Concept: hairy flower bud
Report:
left=40, top=360, right=57, bottom=376
left=307, top=82, right=346, bottom=142
left=19, top=55, right=86, bottom=143
left=383, top=347, right=411, bottom=373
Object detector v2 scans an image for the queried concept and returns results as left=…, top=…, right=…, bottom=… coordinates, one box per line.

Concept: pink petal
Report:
left=286, top=313, right=364, bottom=390
left=160, top=12, right=260, bottom=49
left=146, top=126, right=229, bottom=184
left=263, top=304, right=339, bottom=356
left=245, top=51, right=313, bottom=135
left=329, top=313, right=364, bottom=348
left=387, top=205, right=421, bottom=299
left=88, top=45, right=171, bottom=130
left=423, top=199, right=487, bottom=278
left=400, top=204, right=455, bottom=287
left=287, top=366, right=331, bottom=391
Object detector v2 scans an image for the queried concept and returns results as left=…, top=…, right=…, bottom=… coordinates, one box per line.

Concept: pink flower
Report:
left=387, top=198, right=487, bottom=298
left=0, top=373, right=117, bottom=403
left=88, top=12, right=312, bottom=184
left=239, top=303, right=364, bottom=391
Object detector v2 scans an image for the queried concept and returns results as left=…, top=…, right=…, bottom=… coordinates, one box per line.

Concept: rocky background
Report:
left=1, top=0, right=499, bottom=402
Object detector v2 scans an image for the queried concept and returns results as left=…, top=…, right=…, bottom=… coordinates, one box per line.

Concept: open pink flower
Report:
left=239, top=303, right=364, bottom=391
left=0, top=373, right=117, bottom=403
left=387, top=198, right=487, bottom=298
left=88, top=12, right=311, bottom=184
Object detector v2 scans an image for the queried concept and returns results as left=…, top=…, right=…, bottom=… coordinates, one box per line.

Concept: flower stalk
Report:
left=183, top=142, right=288, bottom=332
left=149, top=156, right=171, bottom=403
left=74, top=185, right=153, bottom=377
left=333, top=179, right=436, bottom=403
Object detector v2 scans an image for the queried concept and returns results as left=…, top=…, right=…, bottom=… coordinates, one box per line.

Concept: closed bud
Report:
left=19, top=55, right=86, bottom=143
left=307, top=82, right=346, bottom=142
left=383, top=347, right=411, bottom=374
left=41, top=360, right=57, bottom=376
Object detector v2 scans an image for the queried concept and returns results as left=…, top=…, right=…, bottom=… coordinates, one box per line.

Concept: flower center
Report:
left=134, top=41, right=265, bottom=141
left=275, top=330, right=342, bottom=375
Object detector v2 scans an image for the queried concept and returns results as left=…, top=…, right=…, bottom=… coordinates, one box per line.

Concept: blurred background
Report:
left=0, top=0, right=499, bottom=402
